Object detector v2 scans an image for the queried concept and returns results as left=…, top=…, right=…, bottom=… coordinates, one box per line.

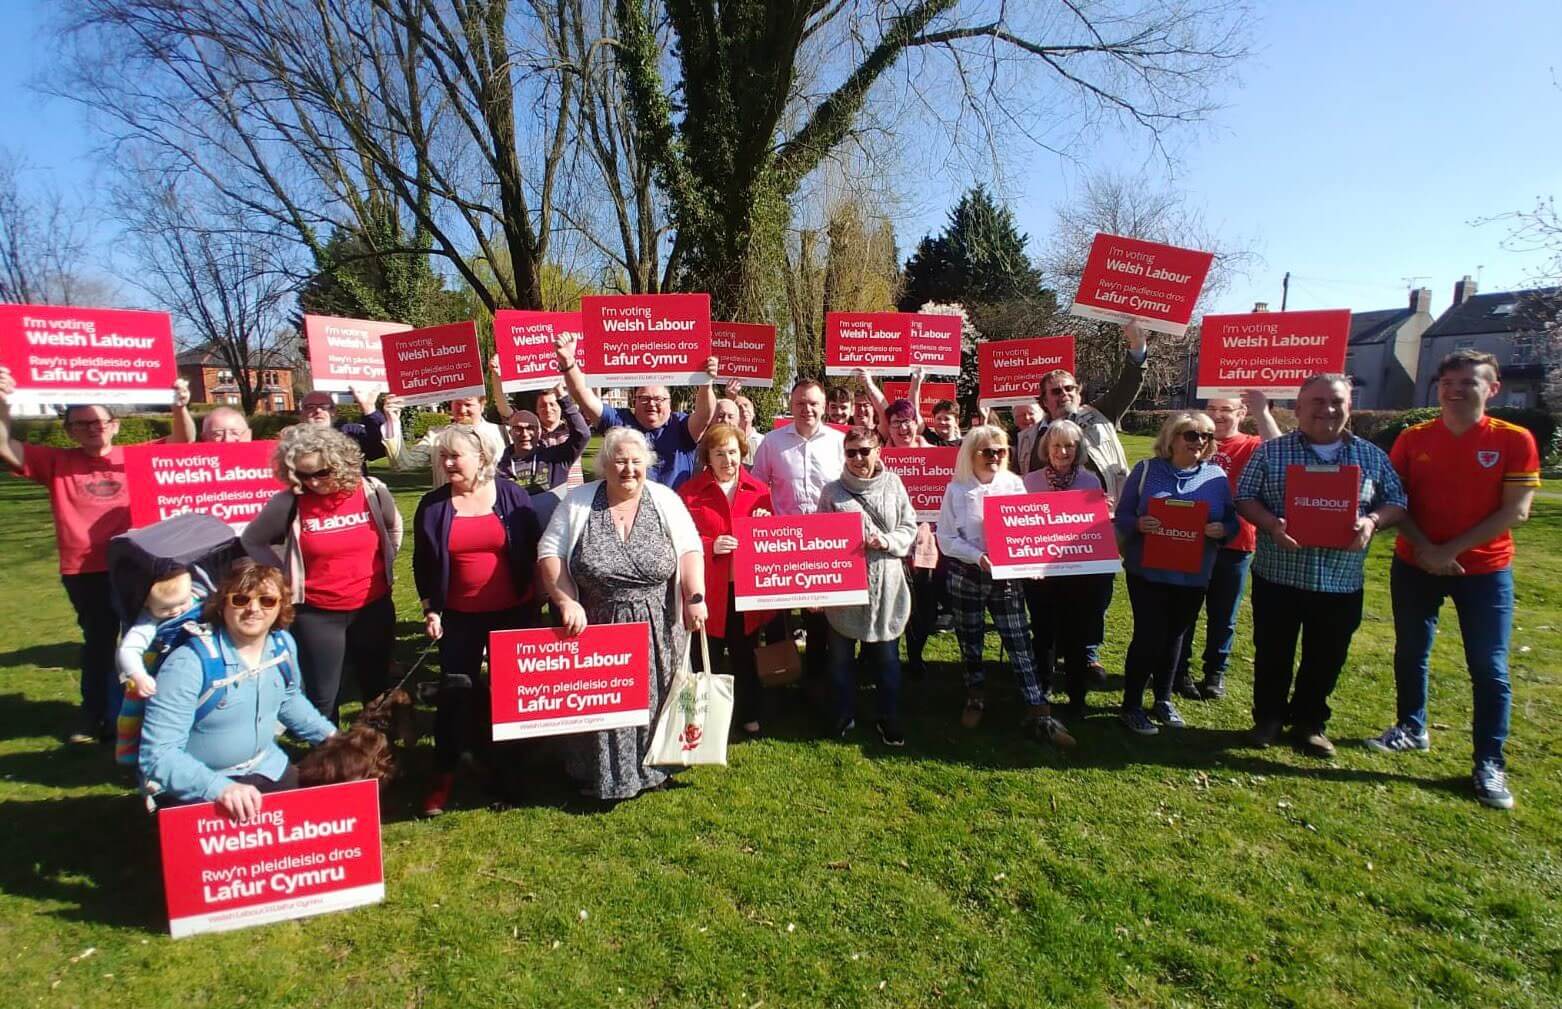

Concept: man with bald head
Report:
left=553, top=330, right=718, bottom=489
left=201, top=406, right=252, bottom=442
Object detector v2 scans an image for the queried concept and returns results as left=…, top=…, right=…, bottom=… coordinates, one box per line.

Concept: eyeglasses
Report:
left=978, top=447, right=1010, bottom=459
left=1179, top=431, right=1215, bottom=445
left=297, top=467, right=334, bottom=481
left=227, top=592, right=281, bottom=610
left=844, top=447, right=876, bottom=459
left=300, top=401, right=333, bottom=412
left=635, top=396, right=671, bottom=405
left=1048, top=384, right=1079, bottom=396
left=510, top=424, right=538, bottom=434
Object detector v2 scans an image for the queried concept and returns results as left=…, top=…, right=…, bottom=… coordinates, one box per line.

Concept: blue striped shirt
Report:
left=1235, top=430, right=1406, bottom=593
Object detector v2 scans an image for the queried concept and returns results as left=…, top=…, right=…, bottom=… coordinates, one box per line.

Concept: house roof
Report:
left=1421, top=287, right=1560, bottom=340
left=175, top=346, right=298, bottom=369
left=1348, top=308, right=1412, bottom=347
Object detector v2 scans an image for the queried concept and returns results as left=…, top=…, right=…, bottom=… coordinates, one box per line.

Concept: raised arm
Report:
left=0, top=366, right=28, bottom=471
left=686, top=356, right=719, bottom=441
left=553, top=330, right=603, bottom=424
left=536, top=390, right=590, bottom=464
left=168, top=379, right=196, bottom=443
left=487, top=355, right=514, bottom=421
left=1091, top=321, right=1150, bottom=424
left=1242, top=390, right=1283, bottom=440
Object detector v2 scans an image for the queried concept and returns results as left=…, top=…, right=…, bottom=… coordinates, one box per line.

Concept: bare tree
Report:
left=116, top=178, right=296, bottom=415
left=1042, top=170, right=1260, bottom=406
left=0, top=149, right=110, bottom=306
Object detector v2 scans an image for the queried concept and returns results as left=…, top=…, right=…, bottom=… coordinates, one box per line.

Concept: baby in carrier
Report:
left=113, top=566, right=213, bottom=766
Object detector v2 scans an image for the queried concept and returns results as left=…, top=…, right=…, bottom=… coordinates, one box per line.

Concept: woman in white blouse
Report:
left=936, top=425, right=1075, bottom=748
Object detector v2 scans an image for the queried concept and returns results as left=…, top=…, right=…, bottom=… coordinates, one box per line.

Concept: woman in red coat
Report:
left=678, top=422, right=773, bottom=737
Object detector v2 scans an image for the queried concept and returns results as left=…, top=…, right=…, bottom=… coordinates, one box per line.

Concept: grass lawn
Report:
left=0, top=433, right=1558, bottom=1008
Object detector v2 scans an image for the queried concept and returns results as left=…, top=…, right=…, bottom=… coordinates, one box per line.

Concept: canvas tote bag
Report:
left=644, top=629, right=733, bottom=767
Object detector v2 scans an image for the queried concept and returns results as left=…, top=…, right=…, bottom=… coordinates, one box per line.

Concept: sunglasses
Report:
left=297, top=467, right=334, bottom=480
left=1179, top=431, right=1215, bottom=444
left=978, top=447, right=1010, bottom=459
left=844, top=447, right=876, bottom=459
left=1048, top=385, right=1078, bottom=396
left=227, top=592, right=281, bottom=610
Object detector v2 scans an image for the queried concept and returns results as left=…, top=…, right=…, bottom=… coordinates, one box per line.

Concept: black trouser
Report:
left=436, top=606, right=533, bottom=772
left=1250, top=575, right=1364, bottom=731
left=61, top=571, right=121, bottom=730
left=802, top=609, right=831, bottom=681
left=290, top=593, right=397, bottom=721
left=906, top=563, right=944, bottom=667
left=1025, top=573, right=1107, bottom=703
left=693, top=586, right=763, bottom=728
left=1122, top=573, right=1207, bottom=712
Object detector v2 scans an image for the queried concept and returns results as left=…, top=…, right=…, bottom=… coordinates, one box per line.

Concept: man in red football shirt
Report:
left=1370, top=350, right=1540, bottom=810
left=0, top=366, right=192, bottom=744
left=1173, top=390, right=1283, bottom=700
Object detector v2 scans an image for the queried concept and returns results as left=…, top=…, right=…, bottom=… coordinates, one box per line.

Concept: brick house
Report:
left=1412, top=277, right=1556, bottom=408
left=1343, top=287, right=1435, bottom=409
left=176, top=347, right=298, bottom=413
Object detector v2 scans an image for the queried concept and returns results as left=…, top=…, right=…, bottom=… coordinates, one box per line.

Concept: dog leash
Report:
left=369, top=639, right=438, bottom=708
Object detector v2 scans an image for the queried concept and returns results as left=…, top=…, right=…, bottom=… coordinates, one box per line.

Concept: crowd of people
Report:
left=0, top=317, right=1540, bottom=818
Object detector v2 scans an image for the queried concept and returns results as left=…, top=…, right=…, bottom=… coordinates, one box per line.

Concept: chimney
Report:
left=1453, top=275, right=1478, bottom=305
left=1410, top=287, right=1432, bottom=314
left=1252, top=301, right=1269, bottom=313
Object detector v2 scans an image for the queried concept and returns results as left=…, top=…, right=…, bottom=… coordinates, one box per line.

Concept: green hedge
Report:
left=12, top=403, right=370, bottom=447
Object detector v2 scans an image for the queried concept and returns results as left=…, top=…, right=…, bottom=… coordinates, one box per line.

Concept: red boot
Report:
left=421, top=772, right=455, bottom=817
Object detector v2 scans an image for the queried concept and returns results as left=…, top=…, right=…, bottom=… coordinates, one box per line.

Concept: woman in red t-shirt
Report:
left=243, top=426, right=403, bottom=720
left=411, top=424, right=541, bottom=816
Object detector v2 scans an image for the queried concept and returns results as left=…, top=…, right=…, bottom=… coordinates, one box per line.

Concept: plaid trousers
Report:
left=946, top=559, right=1044, bottom=706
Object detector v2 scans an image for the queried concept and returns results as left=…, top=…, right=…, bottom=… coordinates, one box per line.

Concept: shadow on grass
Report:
left=0, top=641, right=79, bottom=670
left=0, top=692, right=81, bottom=744
left=0, top=741, right=127, bottom=790
left=0, top=791, right=166, bottom=931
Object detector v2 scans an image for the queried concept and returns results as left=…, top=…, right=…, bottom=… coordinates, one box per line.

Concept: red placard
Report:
left=881, top=380, right=959, bottom=419
left=380, top=321, right=485, bottom=407
left=825, top=312, right=909, bottom=376
left=732, top=512, right=869, bottom=610
left=1141, top=497, right=1210, bottom=573
left=124, top=441, right=285, bottom=530
left=908, top=314, right=963, bottom=375
left=488, top=623, right=651, bottom=741
left=0, top=303, right=176, bottom=405
left=494, top=310, right=581, bottom=393
left=1196, top=309, right=1351, bottom=398
left=1069, top=233, right=1215, bottom=337
left=978, top=336, right=1075, bottom=408
left=302, top=314, right=410, bottom=393
left=984, top=490, right=1121, bottom=578
left=881, top=447, right=958, bottom=522
left=711, top=321, right=776, bottom=388
left=1284, top=464, right=1360, bottom=548
left=157, top=779, right=384, bottom=939
left=580, top=293, right=711, bottom=387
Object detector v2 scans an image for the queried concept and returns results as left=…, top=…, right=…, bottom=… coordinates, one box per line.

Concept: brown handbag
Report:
left=753, top=637, right=803, bottom=687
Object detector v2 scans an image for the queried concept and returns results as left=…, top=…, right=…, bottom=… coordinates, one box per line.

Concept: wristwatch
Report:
left=688, top=593, right=704, bottom=605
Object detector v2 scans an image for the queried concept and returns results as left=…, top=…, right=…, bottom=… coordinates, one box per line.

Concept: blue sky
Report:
left=3, top=1, right=1559, bottom=323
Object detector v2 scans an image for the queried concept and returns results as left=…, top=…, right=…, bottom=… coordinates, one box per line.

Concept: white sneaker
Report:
left=1364, top=724, right=1430, bottom=753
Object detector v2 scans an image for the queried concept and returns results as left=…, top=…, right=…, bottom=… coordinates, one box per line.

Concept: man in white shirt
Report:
left=751, top=380, right=845, bottom=681
left=380, top=393, right=508, bottom=489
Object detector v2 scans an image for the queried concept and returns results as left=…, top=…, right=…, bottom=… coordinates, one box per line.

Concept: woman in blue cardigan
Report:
left=411, top=425, right=541, bottom=815
left=1114, top=412, right=1238, bottom=735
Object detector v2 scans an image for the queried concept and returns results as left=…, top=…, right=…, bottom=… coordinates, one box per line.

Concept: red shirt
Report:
left=1390, top=415, right=1541, bottom=575
left=21, top=444, right=130, bottom=575
left=296, top=486, right=388, bottom=610
left=446, top=512, right=524, bottom=612
left=1209, top=433, right=1261, bottom=553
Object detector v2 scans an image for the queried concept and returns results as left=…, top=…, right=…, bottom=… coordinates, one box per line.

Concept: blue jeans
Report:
left=1177, top=549, right=1253, bottom=680
left=1390, top=558, right=1513, bottom=765
left=827, top=628, right=901, bottom=727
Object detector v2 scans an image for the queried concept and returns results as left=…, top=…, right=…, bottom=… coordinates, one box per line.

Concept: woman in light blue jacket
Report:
left=140, top=560, right=335, bottom=819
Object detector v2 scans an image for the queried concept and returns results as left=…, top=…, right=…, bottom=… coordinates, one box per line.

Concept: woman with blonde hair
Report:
left=243, top=424, right=403, bottom=721
left=936, top=425, right=1074, bottom=747
left=539, top=426, right=707, bottom=803
left=678, top=423, right=773, bottom=737
left=412, top=423, right=543, bottom=815
left=1112, top=411, right=1237, bottom=735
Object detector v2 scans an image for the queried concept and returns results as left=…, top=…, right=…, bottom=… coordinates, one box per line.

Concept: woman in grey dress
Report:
left=537, top=428, right=708, bottom=801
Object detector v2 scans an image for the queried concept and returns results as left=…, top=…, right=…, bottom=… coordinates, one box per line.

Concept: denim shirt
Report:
left=139, top=628, right=335, bottom=802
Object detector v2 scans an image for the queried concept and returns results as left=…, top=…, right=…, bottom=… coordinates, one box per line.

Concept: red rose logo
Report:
left=680, top=724, right=703, bottom=750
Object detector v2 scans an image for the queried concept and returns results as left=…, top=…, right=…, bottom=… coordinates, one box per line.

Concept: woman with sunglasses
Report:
left=244, top=425, right=403, bottom=721
left=818, top=426, right=919, bottom=744
left=140, top=560, right=336, bottom=819
left=1113, top=412, right=1238, bottom=735
left=879, top=394, right=945, bottom=679
left=936, top=426, right=1075, bottom=747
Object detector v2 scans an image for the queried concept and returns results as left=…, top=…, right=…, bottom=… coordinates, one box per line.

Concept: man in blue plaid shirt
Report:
left=1235, top=374, right=1407, bottom=757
